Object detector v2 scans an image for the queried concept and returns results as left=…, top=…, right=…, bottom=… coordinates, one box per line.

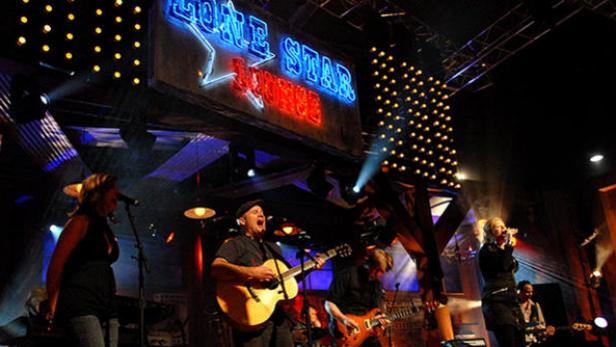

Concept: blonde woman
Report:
left=46, top=173, right=120, bottom=347
left=479, top=217, right=524, bottom=347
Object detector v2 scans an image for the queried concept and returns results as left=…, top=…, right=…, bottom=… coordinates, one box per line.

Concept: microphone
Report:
left=266, top=215, right=288, bottom=225
left=118, top=193, right=139, bottom=206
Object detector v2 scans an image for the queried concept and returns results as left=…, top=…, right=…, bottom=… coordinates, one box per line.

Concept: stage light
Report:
left=134, top=23, right=142, bottom=31
left=65, top=52, right=73, bottom=60
left=113, top=71, right=121, bottom=79
left=115, top=0, right=123, bottom=6
left=132, top=77, right=140, bottom=85
left=20, top=16, right=28, bottom=24
left=341, top=184, right=365, bottom=205
left=42, top=44, right=50, bottom=52
left=246, top=168, right=256, bottom=177
left=67, top=13, right=75, bottom=21
left=42, top=24, right=51, bottom=33
left=49, top=224, right=63, bottom=242
left=45, top=4, right=53, bottom=12
left=133, top=41, right=141, bottom=48
left=96, top=8, right=103, bottom=16
left=94, top=45, right=101, bottom=53
left=10, top=75, right=49, bottom=123
left=17, top=36, right=26, bottom=46
left=590, top=270, right=602, bottom=288
left=93, top=65, right=101, bottom=72
left=114, top=52, right=122, bottom=60
left=115, top=34, right=122, bottom=41
left=134, top=6, right=142, bottom=14
left=66, top=33, right=73, bottom=40
left=590, top=154, right=604, bottom=163
left=22, top=0, right=29, bottom=3
left=115, top=16, right=123, bottom=23
left=133, top=59, right=141, bottom=66
left=165, top=231, right=176, bottom=244
left=594, top=317, right=608, bottom=329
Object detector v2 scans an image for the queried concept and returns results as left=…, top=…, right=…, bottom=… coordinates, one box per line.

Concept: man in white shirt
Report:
left=517, top=281, right=554, bottom=346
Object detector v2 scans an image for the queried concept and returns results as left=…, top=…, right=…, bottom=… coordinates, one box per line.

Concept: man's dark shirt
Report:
left=216, top=234, right=284, bottom=268
left=326, top=265, right=383, bottom=316
left=215, top=233, right=293, bottom=347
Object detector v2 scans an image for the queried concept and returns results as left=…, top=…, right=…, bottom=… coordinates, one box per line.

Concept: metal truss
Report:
left=248, top=0, right=615, bottom=95
left=443, top=0, right=616, bottom=95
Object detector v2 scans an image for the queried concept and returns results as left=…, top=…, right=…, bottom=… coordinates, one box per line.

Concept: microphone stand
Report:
left=124, top=202, right=149, bottom=347
left=388, top=283, right=400, bottom=347
left=296, top=243, right=314, bottom=347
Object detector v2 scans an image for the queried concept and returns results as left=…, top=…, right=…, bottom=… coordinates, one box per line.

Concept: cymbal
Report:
left=62, top=183, right=82, bottom=198
left=184, top=206, right=216, bottom=220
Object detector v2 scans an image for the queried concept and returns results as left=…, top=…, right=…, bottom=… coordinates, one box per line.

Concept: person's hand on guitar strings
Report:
left=374, top=313, right=391, bottom=329
left=342, top=316, right=360, bottom=332
left=314, top=253, right=326, bottom=269
left=250, top=264, right=277, bottom=283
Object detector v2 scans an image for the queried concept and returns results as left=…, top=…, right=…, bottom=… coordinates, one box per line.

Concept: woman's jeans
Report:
left=67, top=315, right=119, bottom=347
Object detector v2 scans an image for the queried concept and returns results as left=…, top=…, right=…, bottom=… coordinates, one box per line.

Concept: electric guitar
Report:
left=525, top=322, right=592, bottom=347
left=216, top=244, right=352, bottom=331
left=333, top=306, right=422, bottom=347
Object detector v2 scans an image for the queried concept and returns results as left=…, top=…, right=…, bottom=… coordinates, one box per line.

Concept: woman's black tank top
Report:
left=57, top=212, right=119, bottom=321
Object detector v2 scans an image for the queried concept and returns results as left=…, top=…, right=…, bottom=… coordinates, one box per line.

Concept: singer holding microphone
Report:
left=46, top=173, right=122, bottom=347
left=478, top=217, right=525, bottom=347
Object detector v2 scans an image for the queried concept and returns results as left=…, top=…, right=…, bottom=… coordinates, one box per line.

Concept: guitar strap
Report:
left=530, top=303, right=539, bottom=323
left=261, top=241, right=290, bottom=300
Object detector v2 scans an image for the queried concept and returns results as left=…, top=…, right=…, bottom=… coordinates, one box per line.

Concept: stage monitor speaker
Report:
left=440, top=338, right=486, bottom=347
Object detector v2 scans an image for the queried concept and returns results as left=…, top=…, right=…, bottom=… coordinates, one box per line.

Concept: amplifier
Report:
left=440, top=338, right=486, bottom=347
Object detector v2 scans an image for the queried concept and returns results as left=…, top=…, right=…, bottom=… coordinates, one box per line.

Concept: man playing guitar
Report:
left=324, top=248, right=393, bottom=347
left=518, top=281, right=555, bottom=346
left=212, top=199, right=324, bottom=347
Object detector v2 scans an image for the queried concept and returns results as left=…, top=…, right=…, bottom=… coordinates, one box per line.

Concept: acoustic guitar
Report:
left=525, top=322, right=592, bottom=347
left=333, top=306, right=421, bottom=347
left=216, top=244, right=352, bottom=331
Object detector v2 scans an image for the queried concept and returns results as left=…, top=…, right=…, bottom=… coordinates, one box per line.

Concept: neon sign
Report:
left=164, top=0, right=356, bottom=127
left=231, top=58, right=322, bottom=127
left=167, top=0, right=271, bottom=59
left=280, top=37, right=356, bottom=104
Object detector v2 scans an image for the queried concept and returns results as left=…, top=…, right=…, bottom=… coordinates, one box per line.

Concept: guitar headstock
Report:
left=571, top=323, right=593, bottom=331
left=335, top=244, right=352, bottom=258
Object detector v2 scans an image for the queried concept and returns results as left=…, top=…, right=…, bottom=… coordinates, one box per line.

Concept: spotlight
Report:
left=590, top=154, right=604, bottom=163
left=9, top=75, right=50, bottom=123
left=590, top=270, right=602, bottom=288
left=341, top=183, right=365, bottom=205
left=165, top=231, right=176, bottom=244
left=594, top=316, right=608, bottom=329
left=247, top=168, right=256, bottom=177
left=49, top=224, right=62, bottom=241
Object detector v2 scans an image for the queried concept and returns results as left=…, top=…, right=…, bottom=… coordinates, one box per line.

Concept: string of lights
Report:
left=14, top=0, right=146, bottom=86
left=369, top=46, right=461, bottom=189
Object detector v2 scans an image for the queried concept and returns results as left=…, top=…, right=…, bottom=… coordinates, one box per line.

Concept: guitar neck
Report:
left=282, top=248, right=337, bottom=280
left=370, top=306, right=420, bottom=325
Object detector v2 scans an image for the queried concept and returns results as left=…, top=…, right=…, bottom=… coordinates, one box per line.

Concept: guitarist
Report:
left=212, top=199, right=324, bottom=347
left=324, top=248, right=393, bottom=347
left=517, top=281, right=555, bottom=346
